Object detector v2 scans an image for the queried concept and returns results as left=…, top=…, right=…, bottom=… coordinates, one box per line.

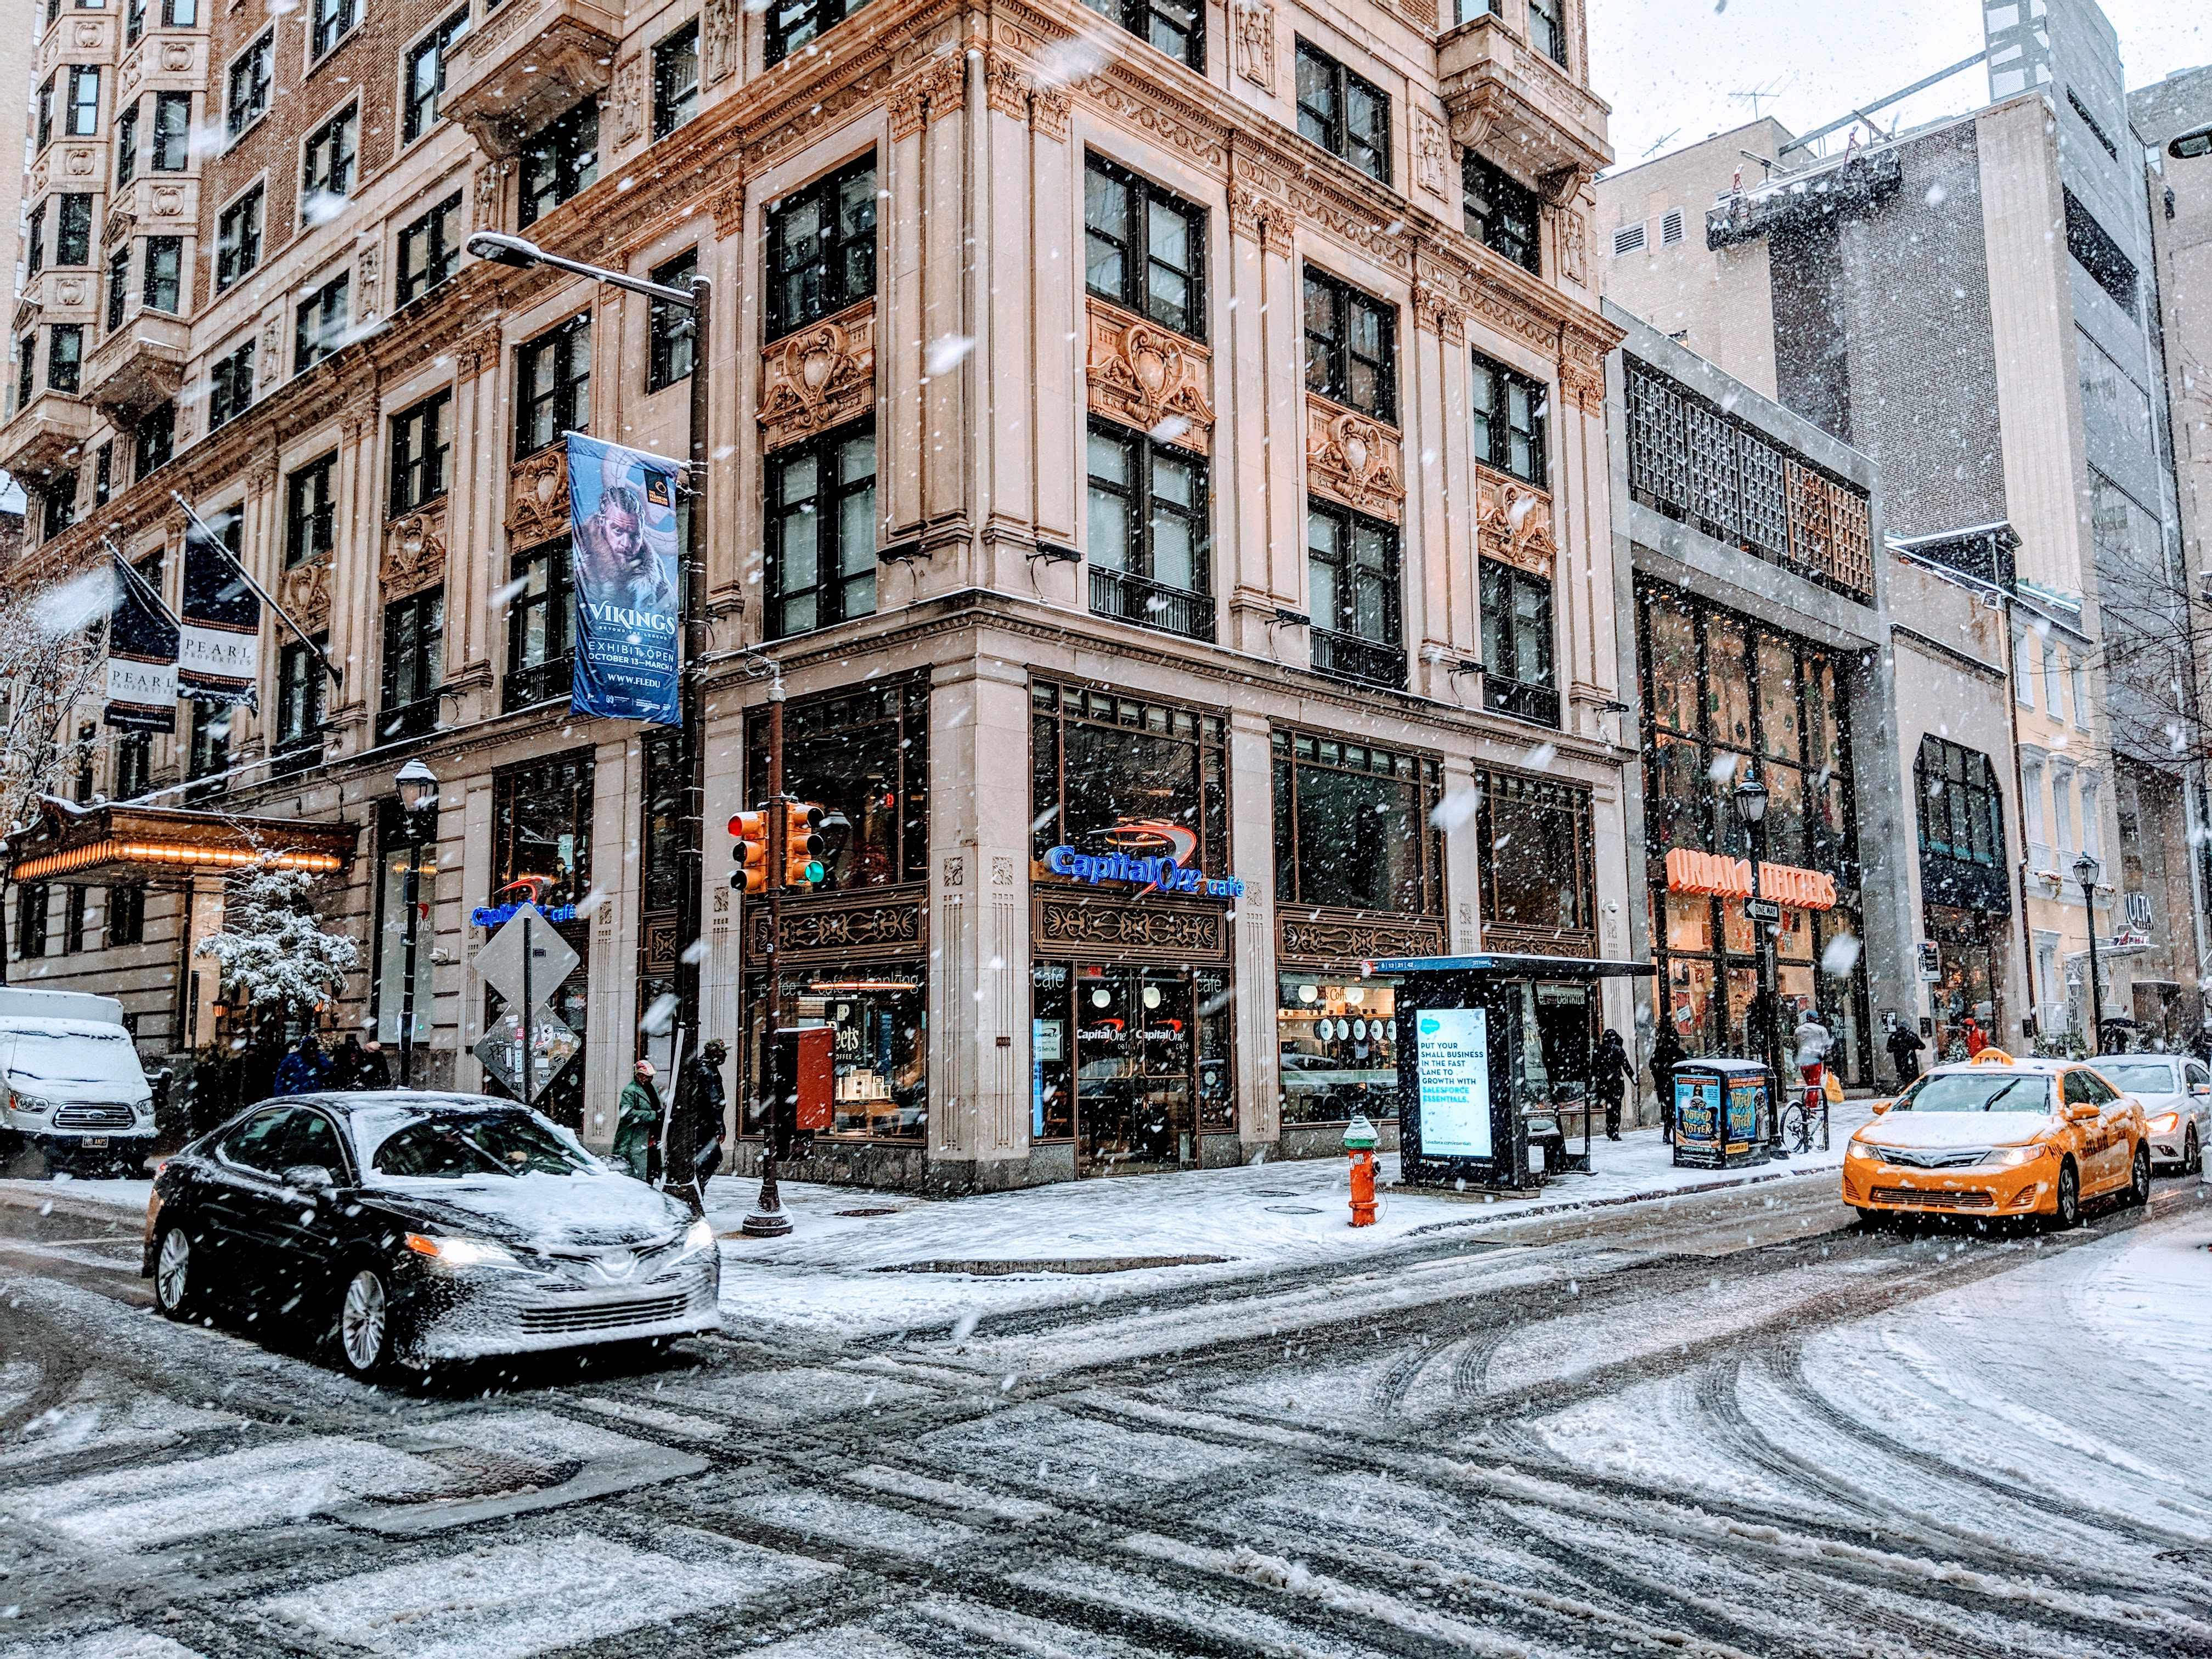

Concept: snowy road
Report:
left=1, top=1173, right=2208, bottom=1658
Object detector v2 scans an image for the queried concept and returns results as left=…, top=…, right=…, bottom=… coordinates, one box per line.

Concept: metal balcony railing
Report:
left=1090, top=567, right=1215, bottom=644
left=1311, top=627, right=1407, bottom=691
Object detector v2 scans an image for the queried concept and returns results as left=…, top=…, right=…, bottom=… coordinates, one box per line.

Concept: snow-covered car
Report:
left=2089, top=1053, right=2208, bottom=1174
left=1842, top=1051, right=2150, bottom=1227
left=143, top=1092, right=720, bottom=1376
left=0, top=988, right=157, bottom=1176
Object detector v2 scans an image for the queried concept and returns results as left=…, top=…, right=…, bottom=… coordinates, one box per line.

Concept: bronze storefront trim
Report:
left=743, top=887, right=928, bottom=963
left=641, top=909, right=679, bottom=975
left=1481, top=923, right=1599, bottom=958
left=1277, top=906, right=1445, bottom=967
left=1032, top=888, right=1229, bottom=963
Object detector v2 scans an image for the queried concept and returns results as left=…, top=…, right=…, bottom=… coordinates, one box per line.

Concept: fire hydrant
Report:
left=1344, top=1113, right=1380, bottom=1227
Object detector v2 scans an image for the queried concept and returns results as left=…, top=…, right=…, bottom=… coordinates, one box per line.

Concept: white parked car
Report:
left=0, top=988, right=157, bottom=1177
left=2091, top=1054, right=2209, bottom=1174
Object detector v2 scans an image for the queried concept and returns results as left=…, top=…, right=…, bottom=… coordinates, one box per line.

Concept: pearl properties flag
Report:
left=103, top=554, right=179, bottom=734
left=177, top=513, right=259, bottom=708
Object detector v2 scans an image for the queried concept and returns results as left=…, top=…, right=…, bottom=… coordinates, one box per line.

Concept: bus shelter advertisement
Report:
left=1414, top=1008, right=1491, bottom=1158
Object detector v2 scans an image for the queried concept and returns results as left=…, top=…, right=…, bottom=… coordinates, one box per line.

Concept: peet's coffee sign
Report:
left=1044, top=845, right=1248, bottom=901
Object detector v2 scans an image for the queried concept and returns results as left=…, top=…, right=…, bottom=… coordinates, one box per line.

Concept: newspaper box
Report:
left=1672, top=1058, right=1773, bottom=1170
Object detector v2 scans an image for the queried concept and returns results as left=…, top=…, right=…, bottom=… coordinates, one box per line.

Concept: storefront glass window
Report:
left=493, top=750, right=592, bottom=910
left=1277, top=974, right=1400, bottom=1124
left=1031, top=681, right=1228, bottom=873
left=1476, top=768, right=1593, bottom=949
left=1031, top=961, right=1232, bottom=1165
left=1649, top=602, right=1699, bottom=735
left=744, top=971, right=926, bottom=1141
left=748, top=678, right=929, bottom=889
left=1269, top=729, right=1442, bottom=913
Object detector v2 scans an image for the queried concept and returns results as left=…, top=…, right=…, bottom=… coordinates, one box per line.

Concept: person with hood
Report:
left=272, top=1035, right=331, bottom=1096
left=1649, top=1020, right=1686, bottom=1142
left=1592, top=1028, right=1632, bottom=1141
left=612, top=1058, right=663, bottom=1182
left=1884, top=1017, right=1926, bottom=1090
left=330, top=1034, right=368, bottom=1088
left=668, top=1040, right=729, bottom=1213
left=351, top=1038, right=393, bottom=1090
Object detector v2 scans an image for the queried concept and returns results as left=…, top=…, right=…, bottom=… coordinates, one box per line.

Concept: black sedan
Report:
left=141, top=1092, right=721, bottom=1375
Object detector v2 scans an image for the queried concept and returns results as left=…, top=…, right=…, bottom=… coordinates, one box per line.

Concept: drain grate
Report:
left=834, top=1207, right=902, bottom=1218
left=872, top=1255, right=1230, bottom=1276
left=364, top=1449, right=581, bottom=1506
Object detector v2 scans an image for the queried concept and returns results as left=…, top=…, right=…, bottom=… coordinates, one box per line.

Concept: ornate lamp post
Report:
left=2074, top=850, right=2104, bottom=1054
left=394, top=758, right=439, bottom=1088
left=1733, top=771, right=1785, bottom=1146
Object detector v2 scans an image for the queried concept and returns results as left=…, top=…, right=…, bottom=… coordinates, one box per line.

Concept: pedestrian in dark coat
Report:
left=668, top=1040, right=729, bottom=1213
left=1649, top=1021, right=1686, bottom=1142
left=1593, top=1028, right=1632, bottom=1141
left=352, top=1039, right=393, bottom=1090
left=1884, top=1020, right=1926, bottom=1091
left=272, top=1036, right=330, bottom=1096
left=331, top=1034, right=368, bottom=1088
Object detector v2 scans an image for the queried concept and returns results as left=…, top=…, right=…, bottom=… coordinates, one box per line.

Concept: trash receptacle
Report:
left=1672, top=1058, right=1773, bottom=1170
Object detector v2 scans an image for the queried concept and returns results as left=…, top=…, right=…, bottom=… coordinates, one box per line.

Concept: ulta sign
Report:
left=1044, top=845, right=1247, bottom=900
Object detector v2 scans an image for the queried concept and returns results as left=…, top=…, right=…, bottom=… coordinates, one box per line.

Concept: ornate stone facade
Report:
left=507, top=447, right=570, bottom=546
left=382, top=508, right=449, bottom=597
left=1305, top=397, right=1406, bottom=520
left=1475, top=468, right=1559, bottom=577
left=1085, top=301, right=1215, bottom=454
left=759, top=301, right=877, bottom=453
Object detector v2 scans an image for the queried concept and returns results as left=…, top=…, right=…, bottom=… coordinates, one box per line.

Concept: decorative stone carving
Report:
left=985, top=54, right=1031, bottom=121
left=103, top=206, right=134, bottom=249
left=71, top=19, right=100, bottom=47
left=1558, top=328, right=1607, bottom=414
left=743, top=890, right=926, bottom=961
left=355, top=245, right=381, bottom=321
left=702, top=0, right=737, bottom=83
left=1413, top=108, right=1452, bottom=200
left=706, top=178, right=748, bottom=233
left=1228, top=181, right=1295, bottom=258
left=1277, top=908, right=1444, bottom=966
left=507, top=447, right=570, bottom=545
left=383, top=509, right=448, bottom=596
left=1413, top=277, right=1467, bottom=345
left=63, top=148, right=96, bottom=179
left=149, top=184, right=185, bottom=217
left=452, top=324, right=503, bottom=376
left=1231, top=0, right=1276, bottom=92
left=759, top=301, right=876, bottom=453
left=890, top=53, right=967, bottom=142
left=1305, top=398, right=1404, bottom=520
left=1475, top=468, right=1557, bottom=575
left=1086, top=301, right=1213, bottom=453
left=279, top=557, right=333, bottom=633
left=1561, top=206, right=1588, bottom=285
left=1030, top=83, right=1071, bottom=143
left=158, top=39, right=194, bottom=72
left=613, top=53, right=646, bottom=146
left=471, top=161, right=512, bottom=231
left=1034, top=894, right=1227, bottom=962
left=1539, top=165, right=1593, bottom=206
left=53, top=278, right=85, bottom=309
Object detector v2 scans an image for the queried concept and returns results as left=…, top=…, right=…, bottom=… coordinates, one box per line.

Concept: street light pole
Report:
left=1733, top=771, right=1785, bottom=1149
left=2075, top=851, right=2104, bottom=1054
left=393, top=758, right=438, bottom=1089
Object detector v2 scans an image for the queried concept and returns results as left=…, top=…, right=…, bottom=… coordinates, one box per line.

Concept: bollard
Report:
left=1344, top=1112, right=1379, bottom=1227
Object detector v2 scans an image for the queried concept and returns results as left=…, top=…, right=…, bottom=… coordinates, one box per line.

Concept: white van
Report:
left=0, top=988, right=157, bottom=1176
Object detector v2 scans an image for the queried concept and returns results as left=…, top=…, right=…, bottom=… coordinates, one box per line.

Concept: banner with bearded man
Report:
left=566, top=432, right=684, bottom=724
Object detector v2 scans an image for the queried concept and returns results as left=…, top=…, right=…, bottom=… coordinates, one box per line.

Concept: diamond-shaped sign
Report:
left=472, top=1003, right=582, bottom=1103
left=471, top=904, right=580, bottom=1008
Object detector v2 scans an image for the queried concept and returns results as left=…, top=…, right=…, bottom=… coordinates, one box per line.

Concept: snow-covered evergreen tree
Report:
left=194, top=856, right=360, bottom=1019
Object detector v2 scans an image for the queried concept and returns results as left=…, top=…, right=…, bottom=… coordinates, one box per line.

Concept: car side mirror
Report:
left=2193, top=1085, right=2210, bottom=1098
left=2066, top=1103, right=2100, bottom=1123
left=283, top=1164, right=336, bottom=1193
left=1871, top=1099, right=1892, bottom=1115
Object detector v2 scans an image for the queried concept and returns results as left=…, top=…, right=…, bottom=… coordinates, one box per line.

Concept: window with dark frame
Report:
left=647, top=250, right=698, bottom=391
left=134, top=400, right=175, bottom=474
left=1086, top=419, right=1212, bottom=641
left=1471, top=352, right=1548, bottom=486
left=764, top=154, right=877, bottom=342
left=13, top=335, right=31, bottom=416
left=504, top=538, right=575, bottom=709
left=380, top=588, right=443, bottom=742
left=47, top=324, right=82, bottom=394
left=73, top=724, right=95, bottom=806
left=744, top=677, right=931, bottom=891
left=1081, top=0, right=1203, bottom=71
left=225, top=32, right=271, bottom=140
left=1914, top=735, right=2006, bottom=872
left=765, top=0, right=865, bottom=69
left=55, top=194, right=93, bottom=266
left=107, top=882, right=146, bottom=946
left=93, top=442, right=111, bottom=507
left=514, top=315, right=590, bottom=459
left=215, top=184, right=262, bottom=290
left=24, top=204, right=44, bottom=278
left=518, top=100, right=598, bottom=228
left=152, top=92, right=190, bottom=170
left=1271, top=727, right=1444, bottom=915
left=1476, top=768, right=1593, bottom=942
left=389, top=390, right=452, bottom=514
left=652, top=20, right=699, bottom=139
left=396, top=191, right=463, bottom=305
left=301, top=106, right=358, bottom=224
left=16, top=885, right=48, bottom=960
left=403, top=10, right=469, bottom=145
left=186, top=699, right=230, bottom=797
left=142, top=235, right=181, bottom=311
left=273, top=634, right=328, bottom=772
left=1294, top=41, right=1389, bottom=183
left=1303, top=267, right=1397, bottom=422
left=126, top=0, right=143, bottom=42
left=1463, top=153, right=1540, bottom=273
left=1479, top=558, right=1558, bottom=726
left=764, top=415, right=877, bottom=640
left=42, top=473, right=77, bottom=539
left=35, top=76, right=52, bottom=153
left=1306, top=498, right=1404, bottom=689
left=1083, top=154, right=1205, bottom=337
left=1029, top=680, right=1231, bottom=880
left=115, top=103, right=137, bottom=185
left=164, top=0, right=198, bottom=24
left=310, top=0, right=358, bottom=61
left=206, top=339, right=253, bottom=431
left=67, top=65, right=99, bottom=137
left=1527, top=0, right=1566, bottom=64
left=285, top=453, right=337, bottom=567
left=295, top=273, right=349, bottom=373
left=106, top=247, right=128, bottom=329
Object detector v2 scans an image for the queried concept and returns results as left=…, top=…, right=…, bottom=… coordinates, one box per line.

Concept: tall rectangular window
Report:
left=55, top=194, right=93, bottom=267
left=647, top=251, right=697, bottom=391
left=151, top=92, right=190, bottom=170
left=764, top=154, right=877, bottom=342
left=1083, top=154, right=1205, bottom=337
left=285, top=453, right=337, bottom=566
left=1082, top=0, right=1203, bottom=71
left=1471, top=352, right=1548, bottom=486
left=115, top=103, right=137, bottom=184
left=1527, top=0, right=1566, bottom=63
left=1271, top=729, right=1444, bottom=915
left=67, top=66, right=100, bottom=137
left=135, top=400, right=175, bottom=474
left=396, top=191, right=462, bottom=306
left=107, top=884, right=146, bottom=946
left=765, top=0, right=861, bottom=69
left=225, top=32, right=272, bottom=140
left=25, top=204, right=44, bottom=278
left=1086, top=419, right=1211, bottom=640
left=380, top=588, right=444, bottom=741
left=186, top=699, right=229, bottom=798
left=206, top=339, right=253, bottom=430
left=43, top=473, right=77, bottom=539
left=93, top=441, right=112, bottom=506
left=16, top=885, right=48, bottom=960
left=215, top=184, right=262, bottom=290
left=1303, top=268, right=1396, bottom=422
left=301, top=106, right=357, bottom=224
left=310, top=0, right=358, bottom=60
left=47, top=325, right=81, bottom=393
left=1307, top=499, right=1403, bottom=689
left=652, top=20, right=699, bottom=139
left=1294, top=42, right=1389, bottom=183
left=15, top=335, right=36, bottom=416
left=504, top=538, right=575, bottom=709
left=142, top=235, right=182, bottom=311
left=126, top=0, right=143, bottom=42
left=106, top=247, right=128, bottom=329
left=163, top=0, right=198, bottom=22
left=35, top=75, right=53, bottom=153
left=390, top=390, right=452, bottom=514
left=1463, top=153, right=1539, bottom=274
left=295, top=273, right=349, bottom=373
left=273, top=635, right=328, bottom=771
left=514, top=317, right=590, bottom=458
left=519, top=100, right=598, bottom=229
left=764, top=416, right=877, bottom=639
left=1479, top=560, right=1558, bottom=725
left=403, top=9, right=469, bottom=144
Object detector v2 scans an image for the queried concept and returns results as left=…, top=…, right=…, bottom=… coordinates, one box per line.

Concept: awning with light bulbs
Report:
left=3, top=796, right=359, bottom=887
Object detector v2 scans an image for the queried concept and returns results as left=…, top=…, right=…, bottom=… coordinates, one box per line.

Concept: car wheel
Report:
left=153, top=1226, right=195, bottom=1321
left=1852, top=1206, right=1882, bottom=1229
left=337, top=1267, right=393, bottom=1378
left=2125, top=1139, right=2151, bottom=1208
left=2051, top=1158, right=2081, bottom=1230
left=2186, top=1126, right=2202, bottom=1177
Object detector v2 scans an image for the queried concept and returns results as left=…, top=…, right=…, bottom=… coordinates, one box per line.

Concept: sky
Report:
left=1590, top=0, right=2211, bottom=172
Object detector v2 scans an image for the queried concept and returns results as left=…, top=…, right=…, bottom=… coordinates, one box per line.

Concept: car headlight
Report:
left=404, top=1233, right=521, bottom=1269
left=678, top=1217, right=715, bottom=1256
left=8, top=1093, right=56, bottom=1117
left=1848, top=1139, right=1882, bottom=1161
left=2147, top=1112, right=2179, bottom=1134
left=1982, top=1143, right=2047, bottom=1166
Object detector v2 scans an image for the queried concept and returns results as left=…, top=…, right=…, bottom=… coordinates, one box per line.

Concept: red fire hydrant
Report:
left=1344, top=1113, right=1380, bottom=1227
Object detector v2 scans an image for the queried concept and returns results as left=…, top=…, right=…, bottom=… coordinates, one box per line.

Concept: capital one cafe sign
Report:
left=1043, top=820, right=1248, bottom=901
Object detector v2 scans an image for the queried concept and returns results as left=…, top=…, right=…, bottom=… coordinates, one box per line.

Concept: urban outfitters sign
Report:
left=1043, top=845, right=1248, bottom=900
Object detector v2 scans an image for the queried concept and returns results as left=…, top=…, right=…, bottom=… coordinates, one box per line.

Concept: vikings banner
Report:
left=566, top=433, right=683, bottom=725
left=177, top=514, right=259, bottom=707
left=103, top=555, right=179, bottom=734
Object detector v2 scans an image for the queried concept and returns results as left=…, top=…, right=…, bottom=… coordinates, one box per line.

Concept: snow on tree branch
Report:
left=194, top=855, right=360, bottom=1017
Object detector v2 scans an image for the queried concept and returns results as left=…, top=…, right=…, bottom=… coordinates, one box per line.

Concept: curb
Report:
left=1401, top=1158, right=1842, bottom=1236
left=0, top=1183, right=149, bottom=1226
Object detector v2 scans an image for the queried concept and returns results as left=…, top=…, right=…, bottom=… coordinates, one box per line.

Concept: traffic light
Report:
left=782, top=802, right=826, bottom=888
left=729, top=811, right=768, bottom=894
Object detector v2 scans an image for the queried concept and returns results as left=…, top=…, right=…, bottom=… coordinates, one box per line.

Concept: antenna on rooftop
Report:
left=1730, top=79, right=1785, bottom=121
left=1642, top=128, right=1681, bottom=159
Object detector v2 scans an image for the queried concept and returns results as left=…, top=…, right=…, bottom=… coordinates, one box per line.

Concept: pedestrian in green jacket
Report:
left=612, top=1059, right=662, bottom=1181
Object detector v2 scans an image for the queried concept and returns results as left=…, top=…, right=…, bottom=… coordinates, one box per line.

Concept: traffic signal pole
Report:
left=741, top=676, right=793, bottom=1238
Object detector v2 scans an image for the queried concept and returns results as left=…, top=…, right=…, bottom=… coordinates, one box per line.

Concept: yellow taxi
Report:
left=1843, top=1049, right=2151, bottom=1227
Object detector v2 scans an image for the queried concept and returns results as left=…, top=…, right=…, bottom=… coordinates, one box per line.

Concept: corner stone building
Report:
left=1, top=0, right=1635, bottom=1190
